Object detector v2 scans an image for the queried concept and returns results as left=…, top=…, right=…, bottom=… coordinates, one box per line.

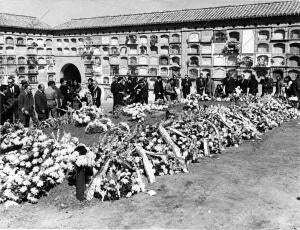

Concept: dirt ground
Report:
left=1, top=118, right=300, bottom=229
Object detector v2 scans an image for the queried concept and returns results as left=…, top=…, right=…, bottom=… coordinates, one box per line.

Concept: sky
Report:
left=0, top=0, right=291, bottom=27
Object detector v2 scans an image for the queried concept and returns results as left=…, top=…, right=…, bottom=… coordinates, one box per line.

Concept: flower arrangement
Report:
left=1, top=95, right=300, bottom=205
left=237, top=56, right=253, bottom=68
left=222, top=41, right=240, bottom=56
left=122, top=103, right=168, bottom=122
left=73, top=105, right=103, bottom=126
left=0, top=126, right=80, bottom=205
left=85, top=118, right=115, bottom=134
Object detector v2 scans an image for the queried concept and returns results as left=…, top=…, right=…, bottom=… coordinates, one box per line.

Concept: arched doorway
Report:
left=60, top=63, right=81, bottom=83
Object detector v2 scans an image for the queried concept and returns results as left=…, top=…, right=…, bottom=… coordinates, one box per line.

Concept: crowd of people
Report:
left=0, top=77, right=102, bottom=126
left=1, top=72, right=299, bottom=126
left=110, top=73, right=300, bottom=110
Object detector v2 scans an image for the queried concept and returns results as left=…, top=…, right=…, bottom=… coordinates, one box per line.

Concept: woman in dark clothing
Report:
left=247, top=74, right=258, bottom=96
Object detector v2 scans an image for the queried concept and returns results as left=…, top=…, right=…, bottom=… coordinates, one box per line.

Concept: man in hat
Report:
left=34, top=83, right=48, bottom=121
left=0, top=80, right=10, bottom=125
left=6, top=76, right=20, bottom=122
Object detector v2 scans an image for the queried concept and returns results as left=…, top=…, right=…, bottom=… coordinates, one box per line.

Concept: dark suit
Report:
left=5, top=84, right=20, bottom=122
left=154, top=80, right=164, bottom=101
left=142, top=81, right=149, bottom=104
left=182, top=78, right=192, bottom=98
left=18, top=91, right=36, bottom=127
left=34, top=90, right=48, bottom=121
left=196, top=77, right=205, bottom=95
left=224, top=77, right=236, bottom=96
left=0, top=93, right=10, bottom=125
left=111, top=81, right=124, bottom=110
left=93, top=86, right=102, bottom=108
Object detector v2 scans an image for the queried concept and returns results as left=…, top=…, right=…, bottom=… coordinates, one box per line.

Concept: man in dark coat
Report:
left=261, top=75, right=274, bottom=96
left=6, top=77, right=20, bottom=122
left=196, top=74, right=205, bottom=95
left=34, top=83, right=48, bottom=121
left=87, top=78, right=94, bottom=97
left=205, top=74, right=215, bottom=97
left=294, top=74, right=300, bottom=109
left=18, top=83, right=36, bottom=127
left=0, top=82, right=9, bottom=125
left=240, top=75, right=249, bottom=94
left=142, top=77, right=149, bottom=104
left=223, top=73, right=236, bottom=96
left=53, top=82, right=64, bottom=116
left=93, top=80, right=102, bottom=108
left=154, top=76, right=164, bottom=101
left=111, top=77, right=124, bottom=111
left=181, top=75, right=192, bottom=99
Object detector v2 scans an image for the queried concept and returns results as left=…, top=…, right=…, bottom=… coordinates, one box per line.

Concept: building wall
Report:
left=0, top=20, right=300, bottom=99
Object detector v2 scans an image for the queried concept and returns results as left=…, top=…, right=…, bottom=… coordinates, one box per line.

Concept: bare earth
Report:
left=0, top=118, right=299, bottom=229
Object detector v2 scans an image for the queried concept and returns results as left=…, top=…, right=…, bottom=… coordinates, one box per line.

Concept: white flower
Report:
left=30, top=187, right=39, bottom=195
left=20, top=186, right=27, bottom=193
left=37, top=180, right=44, bottom=187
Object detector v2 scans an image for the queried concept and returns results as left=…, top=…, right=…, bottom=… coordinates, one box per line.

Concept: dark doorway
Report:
left=61, top=64, right=81, bottom=83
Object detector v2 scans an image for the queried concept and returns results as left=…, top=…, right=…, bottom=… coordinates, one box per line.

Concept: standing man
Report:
left=223, top=72, right=236, bottom=96
left=261, top=74, right=274, bottom=96
left=240, top=74, right=249, bottom=94
left=294, top=74, right=300, bottom=109
left=0, top=81, right=9, bottom=125
left=6, top=77, right=20, bottom=122
left=45, top=81, right=58, bottom=118
left=93, top=80, right=102, bottom=108
left=142, top=77, right=149, bottom=104
left=205, top=74, right=215, bottom=97
left=181, top=75, right=192, bottom=99
left=154, top=76, right=164, bottom=101
left=111, top=77, right=124, bottom=112
left=18, top=83, right=36, bottom=127
left=196, top=73, right=205, bottom=95
left=34, top=83, right=48, bottom=121
left=52, top=81, right=64, bottom=116
left=87, top=78, right=94, bottom=97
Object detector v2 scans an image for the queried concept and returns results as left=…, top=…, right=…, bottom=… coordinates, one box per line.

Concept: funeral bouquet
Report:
left=73, top=105, right=103, bottom=126
left=0, top=126, right=79, bottom=205
left=85, top=118, right=115, bottom=134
